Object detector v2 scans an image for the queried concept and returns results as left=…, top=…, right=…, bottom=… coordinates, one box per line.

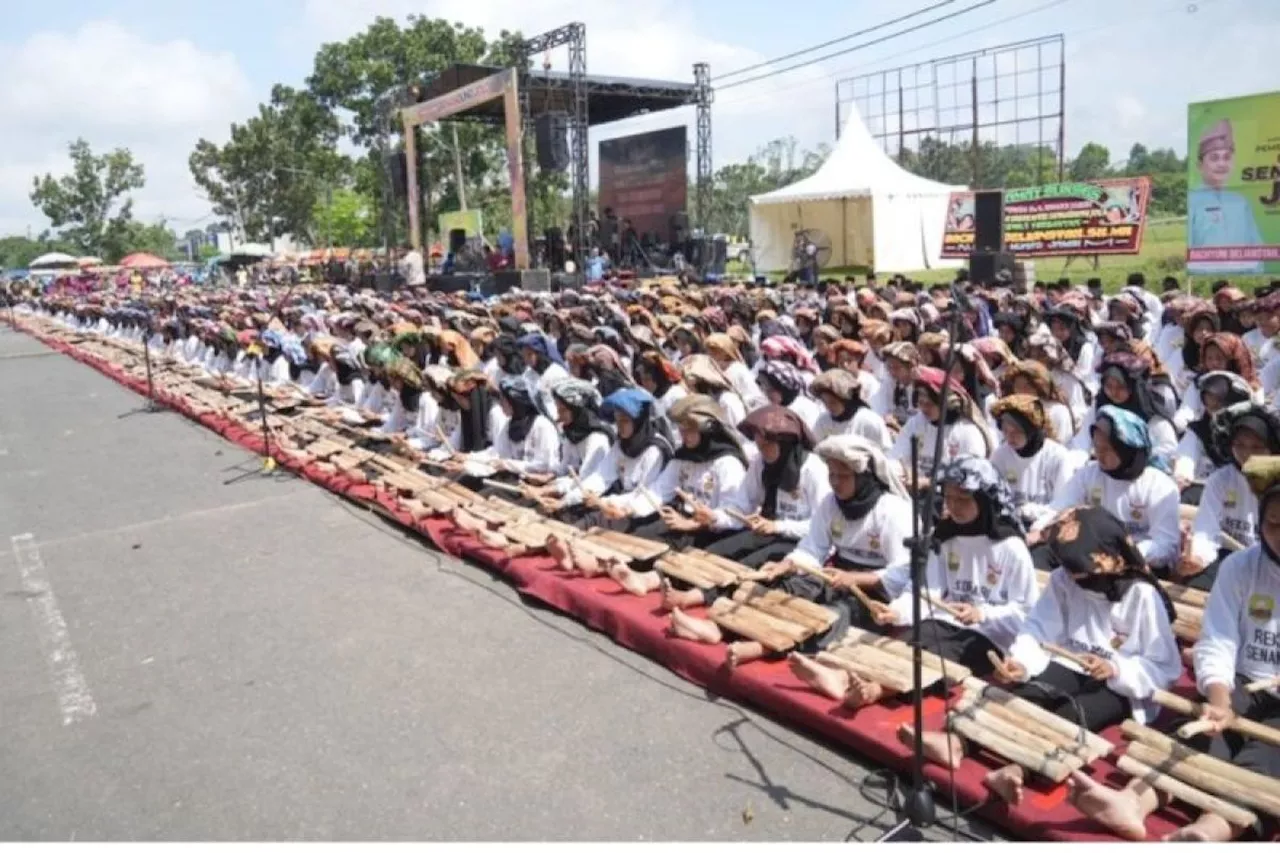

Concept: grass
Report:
left=743, top=218, right=1274, bottom=295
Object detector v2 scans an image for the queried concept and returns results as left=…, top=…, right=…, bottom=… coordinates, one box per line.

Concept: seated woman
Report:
left=255, top=329, right=294, bottom=387
left=756, top=360, right=822, bottom=431
left=517, top=332, right=570, bottom=419
left=697, top=406, right=830, bottom=568
left=1173, top=371, right=1253, bottom=493
left=587, top=388, right=673, bottom=522
left=1026, top=329, right=1089, bottom=425
left=1032, top=406, right=1181, bottom=575
left=1173, top=331, right=1261, bottom=432
left=889, top=367, right=993, bottom=483
left=826, top=339, right=882, bottom=405
left=797, top=456, right=1038, bottom=707
left=583, top=344, right=633, bottom=398
left=443, top=369, right=504, bottom=455
left=526, top=379, right=616, bottom=520
left=681, top=354, right=748, bottom=427
left=989, top=394, right=1083, bottom=529
left=870, top=341, right=919, bottom=428
left=810, top=368, right=891, bottom=448
left=374, top=357, right=427, bottom=437
left=634, top=350, right=687, bottom=420
left=321, top=343, right=367, bottom=408
left=604, top=395, right=750, bottom=594
left=999, top=358, right=1076, bottom=446
left=900, top=505, right=1180, bottom=824
left=459, top=376, right=560, bottom=487
left=1179, top=403, right=1280, bottom=591
left=352, top=342, right=394, bottom=419
left=664, top=435, right=907, bottom=670
left=1165, top=300, right=1219, bottom=396
left=1070, top=351, right=1178, bottom=464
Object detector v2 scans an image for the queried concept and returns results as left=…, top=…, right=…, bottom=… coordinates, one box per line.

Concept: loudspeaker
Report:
left=534, top=113, right=571, bottom=172
left=385, top=152, right=408, bottom=200
left=545, top=227, right=566, bottom=271
left=973, top=190, right=1004, bottom=252
left=968, top=250, right=1015, bottom=285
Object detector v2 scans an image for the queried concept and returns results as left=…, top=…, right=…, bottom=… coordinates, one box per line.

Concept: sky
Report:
left=2, top=0, right=1277, bottom=238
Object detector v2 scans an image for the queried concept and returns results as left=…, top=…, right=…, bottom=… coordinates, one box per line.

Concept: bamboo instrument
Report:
left=1115, top=754, right=1257, bottom=829
left=708, top=598, right=807, bottom=653
left=833, top=640, right=946, bottom=687
left=1042, top=641, right=1092, bottom=668
left=816, top=649, right=915, bottom=693
left=957, top=690, right=1094, bottom=760
left=840, top=627, right=972, bottom=683
left=921, top=590, right=964, bottom=618
left=731, top=582, right=835, bottom=634
left=962, top=677, right=1113, bottom=759
left=586, top=529, right=668, bottom=561
left=1151, top=690, right=1280, bottom=748
left=948, top=701, right=1081, bottom=782
left=1245, top=674, right=1280, bottom=694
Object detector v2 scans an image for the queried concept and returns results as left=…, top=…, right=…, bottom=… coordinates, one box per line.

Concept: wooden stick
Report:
left=1176, top=719, right=1216, bottom=739
left=435, top=424, right=454, bottom=455
left=1042, top=641, right=1092, bottom=668
left=725, top=507, right=755, bottom=525
left=1115, top=754, right=1257, bottom=829
left=637, top=485, right=664, bottom=514
left=481, top=478, right=525, bottom=496
left=1123, top=720, right=1280, bottom=806
left=1220, top=532, right=1247, bottom=552
left=921, top=590, right=964, bottom=618
left=1151, top=690, right=1280, bottom=749
left=1245, top=674, right=1280, bottom=694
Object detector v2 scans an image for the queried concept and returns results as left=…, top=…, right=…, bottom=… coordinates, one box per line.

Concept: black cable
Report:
left=715, top=0, right=999, bottom=92
left=713, top=0, right=960, bottom=82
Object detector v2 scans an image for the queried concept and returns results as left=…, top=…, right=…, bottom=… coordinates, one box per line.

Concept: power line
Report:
left=713, top=0, right=961, bottom=82
left=715, top=0, right=999, bottom=92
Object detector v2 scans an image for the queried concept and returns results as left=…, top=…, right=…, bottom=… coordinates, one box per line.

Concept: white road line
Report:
left=9, top=533, right=97, bottom=726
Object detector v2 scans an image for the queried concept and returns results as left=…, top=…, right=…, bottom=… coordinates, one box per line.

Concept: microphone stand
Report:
left=119, top=321, right=165, bottom=419
left=876, top=283, right=968, bottom=842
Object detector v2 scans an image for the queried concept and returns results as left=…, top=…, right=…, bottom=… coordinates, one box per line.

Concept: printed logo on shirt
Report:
left=1249, top=593, right=1275, bottom=622
left=701, top=472, right=716, bottom=495
left=1225, top=489, right=1238, bottom=510
left=1088, top=486, right=1103, bottom=507
left=1003, top=468, right=1018, bottom=485
left=1110, top=632, right=1127, bottom=650
left=1129, top=500, right=1146, bottom=523
left=868, top=533, right=881, bottom=554
left=946, top=550, right=960, bottom=572
left=831, top=518, right=845, bottom=538
left=947, top=439, right=960, bottom=459
left=985, top=568, right=1000, bottom=587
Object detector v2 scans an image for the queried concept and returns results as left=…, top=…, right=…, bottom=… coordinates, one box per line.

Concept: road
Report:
left=0, top=325, right=995, bottom=841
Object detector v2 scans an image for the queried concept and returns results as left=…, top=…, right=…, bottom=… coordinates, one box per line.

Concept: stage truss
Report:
left=835, top=35, right=1065, bottom=188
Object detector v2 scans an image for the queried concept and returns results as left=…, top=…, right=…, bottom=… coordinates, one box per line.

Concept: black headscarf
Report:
left=1097, top=353, right=1174, bottom=425
left=398, top=385, right=422, bottom=413
left=492, top=335, right=525, bottom=376
left=562, top=401, right=615, bottom=445
left=500, top=380, right=540, bottom=443
left=1181, top=312, right=1220, bottom=374
left=836, top=470, right=885, bottom=521
left=1003, top=408, right=1046, bottom=459
left=993, top=312, right=1029, bottom=357
left=1211, top=403, right=1280, bottom=472
left=1044, top=506, right=1176, bottom=622
left=673, top=419, right=748, bottom=469
left=457, top=383, right=492, bottom=453
left=740, top=406, right=815, bottom=519
left=1046, top=309, right=1088, bottom=362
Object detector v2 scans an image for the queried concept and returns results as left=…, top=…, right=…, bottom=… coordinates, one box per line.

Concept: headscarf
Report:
left=635, top=350, right=682, bottom=399
left=1025, top=328, right=1074, bottom=372
left=1000, top=359, right=1068, bottom=406
left=682, top=353, right=736, bottom=395
left=1092, top=405, right=1161, bottom=481
left=1189, top=370, right=1254, bottom=465
left=705, top=333, right=742, bottom=364
left=551, top=378, right=614, bottom=444
left=914, top=366, right=995, bottom=453
left=387, top=356, right=424, bottom=412
left=491, top=335, right=525, bottom=376
left=815, top=434, right=909, bottom=519
left=584, top=344, right=632, bottom=397
left=1201, top=332, right=1258, bottom=387
left=1042, top=506, right=1175, bottom=621
left=990, top=394, right=1054, bottom=458
left=448, top=369, right=493, bottom=452
left=1097, top=350, right=1173, bottom=424
left=1180, top=305, right=1220, bottom=373
left=757, top=360, right=808, bottom=407
left=739, top=406, right=816, bottom=519
left=437, top=329, right=479, bottom=370
left=759, top=335, right=819, bottom=373
left=517, top=332, right=563, bottom=373
left=992, top=311, right=1029, bottom=356
left=498, top=375, right=541, bottom=443
left=934, top=456, right=1024, bottom=542
left=1210, top=402, right=1280, bottom=472
left=810, top=368, right=865, bottom=422
left=668, top=394, right=747, bottom=468
left=602, top=387, right=674, bottom=462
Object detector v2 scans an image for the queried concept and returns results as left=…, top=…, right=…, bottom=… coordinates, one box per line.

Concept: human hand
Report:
left=1080, top=654, right=1117, bottom=681
left=949, top=602, right=983, bottom=625
left=600, top=502, right=630, bottom=521
left=868, top=601, right=897, bottom=626
left=1198, top=703, right=1235, bottom=735
left=523, top=472, right=554, bottom=486
left=746, top=514, right=778, bottom=536
left=988, top=652, right=1028, bottom=685
left=1174, top=554, right=1205, bottom=580
left=690, top=502, right=716, bottom=528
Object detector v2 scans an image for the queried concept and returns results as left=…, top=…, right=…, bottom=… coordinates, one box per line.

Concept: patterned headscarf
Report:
left=991, top=393, right=1057, bottom=444
left=550, top=377, right=602, bottom=411
left=935, top=455, right=1025, bottom=542
left=705, top=333, right=742, bottom=363
left=682, top=353, right=735, bottom=394
left=759, top=335, right=819, bottom=373
left=1202, top=332, right=1258, bottom=387
left=815, top=434, right=910, bottom=500
left=757, top=360, right=809, bottom=406
left=1025, top=328, right=1075, bottom=372
left=881, top=341, right=919, bottom=367
left=1093, top=405, right=1169, bottom=479
left=810, top=368, right=862, bottom=402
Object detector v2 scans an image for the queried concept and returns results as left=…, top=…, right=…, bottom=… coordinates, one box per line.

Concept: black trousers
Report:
left=704, top=528, right=796, bottom=569
left=1009, top=661, right=1132, bottom=732
left=916, top=619, right=1001, bottom=679
left=1153, top=547, right=1228, bottom=592
left=1199, top=675, right=1280, bottom=779
left=627, top=516, right=724, bottom=552
left=1180, top=483, right=1203, bottom=506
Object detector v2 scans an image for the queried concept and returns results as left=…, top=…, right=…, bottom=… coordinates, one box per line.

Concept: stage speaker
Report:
left=711, top=235, right=728, bottom=275
left=973, top=189, right=1004, bottom=252
left=545, top=227, right=566, bottom=271
left=968, top=250, right=1015, bottom=285
left=385, top=152, right=408, bottom=200
left=534, top=113, right=571, bottom=172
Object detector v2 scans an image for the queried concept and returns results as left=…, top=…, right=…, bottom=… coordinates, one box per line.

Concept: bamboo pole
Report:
left=962, top=677, right=1113, bottom=757
left=1151, top=690, right=1280, bottom=749
left=1124, top=740, right=1280, bottom=819
left=1115, top=754, right=1257, bottom=829
left=949, top=702, right=1081, bottom=782
left=957, top=692, right=1095, bottom=760
left=1245, top=674, right=1280, bottom=694
left=481, top=478, right=525, bottom=496
left=948, top=711, right=1076, bottom=782
left=1042, top=641, right=1092, bottom=668
left=1122, top=720, right=1280, bottom=811
left=922, top=590, right=964, bottom=618
left=816, top=650, right=914, bottom=693
left=841, top=627, right=972, bottom=682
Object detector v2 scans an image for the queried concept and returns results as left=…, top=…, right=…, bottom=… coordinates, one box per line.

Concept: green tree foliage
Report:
left=1069, top=142, right=1111, bottom=181
left=706, top=137, right=832, bottom=236
left=313, top=187, right=376, bottom=247
left=29, top=138, right=146, bottom=260
left=123, top=220, right=179, bottom=259
left=0, top=234, right=75, bottom=269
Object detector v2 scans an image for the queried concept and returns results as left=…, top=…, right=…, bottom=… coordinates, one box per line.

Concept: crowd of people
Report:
left=8, top=266, right=1279, bottom=841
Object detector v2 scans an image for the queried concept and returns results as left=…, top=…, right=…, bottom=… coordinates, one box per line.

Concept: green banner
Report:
left=1186, top=90, right=1280, bottom=274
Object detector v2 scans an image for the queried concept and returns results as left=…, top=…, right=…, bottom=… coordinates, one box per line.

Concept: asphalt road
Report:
left=0, top=325, right=996, bottom=842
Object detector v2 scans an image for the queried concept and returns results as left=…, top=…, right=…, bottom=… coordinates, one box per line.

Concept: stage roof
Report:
left=414, top=63, right=698, bottom=127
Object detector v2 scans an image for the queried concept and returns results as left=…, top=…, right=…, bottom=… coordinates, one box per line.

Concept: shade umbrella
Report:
left=119, top=252, right=170, bottom=269
left=29, top=252, right=79, bottom=269
left=230, top=243, right=272, bottom=259
left=77, top=255, right=103, bottom=267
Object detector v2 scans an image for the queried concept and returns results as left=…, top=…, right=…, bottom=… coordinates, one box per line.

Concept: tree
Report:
left=124, top=220, right=179, bottom=259
left=0, top=234, right=74, bottom=269
left=1069, top=142, right=1111, bottom=181
left=30, top=139, right=146, bottom=260
left=313, top=187, right=376, bottom=247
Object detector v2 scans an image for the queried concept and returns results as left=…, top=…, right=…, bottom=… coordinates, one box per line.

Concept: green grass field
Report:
left=740, top=218, right=1274, bottom=295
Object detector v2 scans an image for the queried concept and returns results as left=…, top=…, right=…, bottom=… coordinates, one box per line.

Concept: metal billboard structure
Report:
left=835, top=35, right=1066, bottom=188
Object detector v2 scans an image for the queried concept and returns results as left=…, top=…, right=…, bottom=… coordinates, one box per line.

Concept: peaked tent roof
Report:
left=751, top=102, right=966, bottom=205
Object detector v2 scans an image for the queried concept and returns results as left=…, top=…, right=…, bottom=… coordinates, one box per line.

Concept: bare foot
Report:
left=607, top=561, right=661, bottom=596
left=725, top=641, right=764, bottom=669
left=842, top=674, right=884, bottom=709
left=1066, top=771, right=1148, bottom=841
left=658, top=578, right=703, bottom=612
left=667, top=608, right=722, bottom=644
left=897, top=723, right=964, bottom=770
left=1162, top=813, right=1235, bottom=843
left=788, top=653, right=851, bottom=700
left=984, top=765, right=1025, bottom=806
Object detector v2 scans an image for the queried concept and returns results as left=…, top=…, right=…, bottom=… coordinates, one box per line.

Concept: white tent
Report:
left=749, top=103, right=966, bottom=274
left=29, top=252, right=79, bottom=269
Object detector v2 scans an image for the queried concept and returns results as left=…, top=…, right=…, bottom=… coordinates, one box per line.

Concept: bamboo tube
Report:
left=1245, top=674, right=1280, bottom=694
left=655, top=556, right=720, bottom=589
left=829, top=643, right=942, bottom=689
left=1220, top=532, right=1246, bottom=552
left=1176, top=720, right=1217, bottom=739
left=959, top=692, right=1096, bottom=760
left=1124, top=740, right=1280, bottom=819
left=732, top=582, right=834, bottom=634
left=1042, top=641, right=1092, bottom=668
left=1122, top=720, right=1280, bottom=810
left=1115, top=754, right=1257, bottom=829
left=962, top=678, right=1113, bottom=757
left=1151, top=690, right=1280, bottom=749
left=949, top=702, right=1082, bottom=782
left=815, top=650, right=914, bottom=694
left=921, top=590, right=964, bottom=618
left=589, top=529, right=667, bottom=560
left=840, top=627, right=972, bottom=682
left=480, top=478, right=525, bottom=496
left=708, top=599, right=801, bottom=653
left=1159, top=580, right=1209, bottom=608
left=948, top=711, right=1077, bottom=783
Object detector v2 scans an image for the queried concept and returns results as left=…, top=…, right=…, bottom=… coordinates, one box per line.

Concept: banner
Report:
left=1186, top=90, right=1280, bottom=274
left=941, top=178, right=1151, bottom=258
left=438, top=209, right=484, bottom=239
left=598, top=127, right=688, bottom=241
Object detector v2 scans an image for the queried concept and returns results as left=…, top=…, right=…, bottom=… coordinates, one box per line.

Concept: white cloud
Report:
left=0, top=20, right=255, bottom=236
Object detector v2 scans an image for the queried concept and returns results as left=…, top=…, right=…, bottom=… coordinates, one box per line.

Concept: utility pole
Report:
left=451, top=124, right=467, bottom=211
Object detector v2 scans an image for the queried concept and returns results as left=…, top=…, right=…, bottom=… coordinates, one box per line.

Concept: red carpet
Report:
left=16, top=323, right=1260, bottom=842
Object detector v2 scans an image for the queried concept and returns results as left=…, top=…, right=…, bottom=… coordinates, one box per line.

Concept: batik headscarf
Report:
left=992, top=394, right=1056, bottom=458
left=601, top=387, right=674, bottom=461
left=498, top=375, right=541, bottom=443
left=1095, top=321, right=1133, bottom=352
left=1108, top=292, right=1146, bottom=339
left=491, top=335, right=526, bottom=376
left=827, top=339, right=869, bottom=373
left=1092, top=405, right=1162, bottom=481
left=705, top=333, right=742, bottom=365
left=681, top=352, right=735, bottom=395
left=387, top=356, right=424, bottom=412
left=1025, top=328, right=1075, bottom=373
left=759, top=335, right=819, bottom=373
left=945, top=341, right=1000, bottom=405
left=915, top=366, right=995, bottom=455
left=436, top=329, right=479, bottom=370
left=815, top=434, right=909, bottom=520
left=739, top=406, right=816, bottom=519
left=635, top=350, right=682, bottom=399
left=934, top=456, right=1024, bottom=542
left=810, top=369, right=865, bottom=421
left=517, top=332, right=564, bottom=374
left=332, top=342, right=364, bottom=386
left=1180, top=304, right=1220, bottom=372
left=1210, top=402, right=1280, bottom=471
left=550, top=378, right=613, bottom=445
left=756, top=360, right=808, bottom=407
left=881, top=341, right=920, bottom=368
left=889, top=308, right=922, bottom=342
left=668, top=394, right=747, bottom=468
left=992, top=312, right=1029, bottom=356
left=583, top=344, right=631, bottom=397
left=1097, top=350, right=1173, bottom=424
left=1042, top=506, right=1175, bottom=620
left=446, top=369, right=493, bottom=452
left=1188, top=371, right=1253, bottom=467
left=1043, top=305, right=1089, bottom=362
left=1201, top=332, right=1258, bottom=388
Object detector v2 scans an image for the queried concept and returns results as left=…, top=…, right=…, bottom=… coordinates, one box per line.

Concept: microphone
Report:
left=949, top=280, right=974, bottom=315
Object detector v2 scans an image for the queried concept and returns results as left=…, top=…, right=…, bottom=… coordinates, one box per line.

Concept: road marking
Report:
left=9, top=533, right=97, bottom=725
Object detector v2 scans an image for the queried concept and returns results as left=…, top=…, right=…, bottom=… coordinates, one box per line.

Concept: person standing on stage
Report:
left=398, top=243, right=426, bottom=287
